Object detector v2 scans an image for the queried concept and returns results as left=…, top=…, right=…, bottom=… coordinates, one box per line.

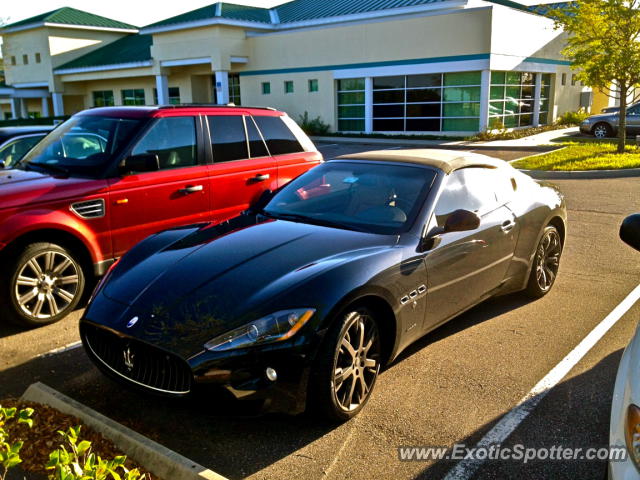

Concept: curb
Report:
left=517, top=167, right=640, bottom=179
left=312, top=136, right=558, bottom=152
left=22, top=382, right=227, bottom=480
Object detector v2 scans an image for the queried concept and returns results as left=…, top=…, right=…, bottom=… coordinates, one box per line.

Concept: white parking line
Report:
left=38, top=340, right=82, bottom=358
left=444, top=283, right=640, bottom=480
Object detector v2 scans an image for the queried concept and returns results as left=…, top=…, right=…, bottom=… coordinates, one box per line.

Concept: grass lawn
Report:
left=512, top=141, right=640, bottom=170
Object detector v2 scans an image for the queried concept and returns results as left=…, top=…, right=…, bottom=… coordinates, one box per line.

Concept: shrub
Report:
left=298, top=111, right=331, bottom=136
left=0, top=405, right=34, bottom=480
left=556, top=109, right=590, bottom=126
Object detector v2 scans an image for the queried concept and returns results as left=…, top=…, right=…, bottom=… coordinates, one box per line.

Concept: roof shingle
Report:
left=55, top=34, right=152, bottom=71
left=3, top=7, right=137, bottom=31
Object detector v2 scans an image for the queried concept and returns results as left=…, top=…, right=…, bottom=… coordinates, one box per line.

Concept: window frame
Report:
left=121, top=88, right=146, bottom=106
left=35, top=53, right=41, bottom=64
left=308, top=79, right=319, bottom=93
left=261, top=82, right=271, bottom=95
left=22, top=54, right=29, bottom=65
left=284, top=80, right=294, bottom=94
left=206, top=114, right=250, bottom=164
left=92, top=90, right=115, bottom=108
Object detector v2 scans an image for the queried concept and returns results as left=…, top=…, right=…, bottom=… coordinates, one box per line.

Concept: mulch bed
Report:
left=1, top=398, right=156, bottom=479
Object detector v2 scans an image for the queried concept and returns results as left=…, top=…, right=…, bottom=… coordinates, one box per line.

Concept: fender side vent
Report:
left=71, top=199, right=105, bottom=219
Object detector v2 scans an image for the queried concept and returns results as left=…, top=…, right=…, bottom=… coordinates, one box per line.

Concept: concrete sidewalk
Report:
left=311, top=127, right=579, bottom=150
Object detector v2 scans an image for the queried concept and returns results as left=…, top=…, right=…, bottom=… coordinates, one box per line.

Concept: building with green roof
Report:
left=0, top=1, right=599, bottom=132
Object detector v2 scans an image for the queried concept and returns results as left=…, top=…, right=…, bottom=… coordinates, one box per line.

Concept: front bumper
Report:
left=580, top=123, right=593, bottom=134
left=80, top=318, right=323, bottom=415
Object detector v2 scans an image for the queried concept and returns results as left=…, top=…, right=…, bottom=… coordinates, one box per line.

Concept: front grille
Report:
left=71, top=199, right=105, bottom=219
left=83, top=324, right=192, bottom=395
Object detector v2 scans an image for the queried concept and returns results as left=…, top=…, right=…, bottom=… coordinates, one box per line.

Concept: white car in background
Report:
left=610, top=213, right=640, bottom=479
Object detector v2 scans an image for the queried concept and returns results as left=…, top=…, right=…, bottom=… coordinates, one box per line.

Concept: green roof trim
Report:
left=3, top=7, right=137, bottom=31
left=220, top=3, right=271, bottom=23
left=56, top=34, right=152, bottom=71
left=527, top=1, right=575, bottom=17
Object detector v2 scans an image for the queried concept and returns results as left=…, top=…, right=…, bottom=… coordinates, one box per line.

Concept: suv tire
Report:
left=1, top=242, right=86, bottom=327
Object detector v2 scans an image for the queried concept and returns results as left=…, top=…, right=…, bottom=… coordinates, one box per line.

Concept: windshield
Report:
left=0, top=135, right=45, bottom=168
left=264, top=161, right=437, bottom=235
left=19, top=115, right=142, bottom=177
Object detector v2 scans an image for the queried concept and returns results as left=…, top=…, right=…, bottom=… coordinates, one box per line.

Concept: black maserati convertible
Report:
left=80, top=149, right=567, bottom=421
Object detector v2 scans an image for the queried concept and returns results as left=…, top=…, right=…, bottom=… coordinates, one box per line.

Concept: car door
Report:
left=107, top=115, right=212, bottom=258
left=205, top=114, right=278, bottom=223
left=626, top=104, right=640, bottom=134
left=422, top=167, right=519, bottom=330
left=253, top=114, right=323, bottom=187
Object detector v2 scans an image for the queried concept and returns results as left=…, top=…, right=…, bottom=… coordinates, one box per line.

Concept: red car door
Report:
left=252, top=114, right=323, bottom=187
left=108, top=115, right=212, bottom=257
left=205, top=114, right=278, bottom=222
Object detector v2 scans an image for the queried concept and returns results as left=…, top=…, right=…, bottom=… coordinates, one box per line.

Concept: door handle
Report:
left=179, top=185, right=204, bottom=194
left=251, top=173, right=270, bottom=182
left=501, top=219, right=516, bottom=233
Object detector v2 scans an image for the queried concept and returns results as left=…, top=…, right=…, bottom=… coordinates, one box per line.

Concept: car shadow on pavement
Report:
left=412, top=349, right=623, bottom=480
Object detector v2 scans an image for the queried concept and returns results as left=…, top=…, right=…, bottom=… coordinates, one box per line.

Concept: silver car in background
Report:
left=580, top=104, right=640, bottom=138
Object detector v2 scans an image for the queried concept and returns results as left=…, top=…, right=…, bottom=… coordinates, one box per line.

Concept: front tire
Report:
left=592, top=123, right=612, bottom=138
left=525, top=226, right=562, bottom=298
left=309, top=306, right=381, bottom=422
left=2, top=242, right=85, bottom=327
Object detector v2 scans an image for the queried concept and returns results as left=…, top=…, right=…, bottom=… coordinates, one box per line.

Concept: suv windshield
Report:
left=19, top=115, right=142, bottom=177
left=264, top=161, right=437, bottom=235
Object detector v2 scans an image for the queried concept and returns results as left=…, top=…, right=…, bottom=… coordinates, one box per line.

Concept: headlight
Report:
left=625, top=404, right=640, bottom=470
left=204, top=309, right=316, bottom=352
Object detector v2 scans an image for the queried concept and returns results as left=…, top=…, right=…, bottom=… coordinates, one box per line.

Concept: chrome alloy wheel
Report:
left=593, top=124, right=609, bottom=138
left=535, top=229, right=561, bottom=292
left=332, top=311, right=380, bottom=412
left=14, top=250, right=80, bottom=320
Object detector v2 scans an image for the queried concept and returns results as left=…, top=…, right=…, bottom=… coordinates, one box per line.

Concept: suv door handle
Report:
left=179, top=185, right=204, bottom=194
left=501, top=219, right=516, bottom=233
left=251, top=174, right=270, bottom=182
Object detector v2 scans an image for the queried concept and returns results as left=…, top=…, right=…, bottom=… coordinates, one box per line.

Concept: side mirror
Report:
left=620, top=214, right=640, bottom=252
left=420, top=209, right=481, bottom=251
left=119, top=153, right=160, bottom=175
left=443, top=209, right=481, bottom=233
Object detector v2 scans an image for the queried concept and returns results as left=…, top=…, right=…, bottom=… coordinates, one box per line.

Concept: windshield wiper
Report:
left=27, top=162, right=70, bottom=176
left=262, top=211, right=368, bottom=232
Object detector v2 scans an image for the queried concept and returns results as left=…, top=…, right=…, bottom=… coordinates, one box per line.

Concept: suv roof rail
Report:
left=157, top=104, right=277, bottom=111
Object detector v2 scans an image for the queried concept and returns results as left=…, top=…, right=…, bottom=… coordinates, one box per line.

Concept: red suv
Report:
left=0, top=106, right=322, bottom=327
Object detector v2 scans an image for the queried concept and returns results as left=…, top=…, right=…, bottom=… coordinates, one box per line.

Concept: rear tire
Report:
left=525, top=226, right=562, bottom=298
left=1, top=242, right=86, bottom=327
left=308, top=306, right=381, bottom=422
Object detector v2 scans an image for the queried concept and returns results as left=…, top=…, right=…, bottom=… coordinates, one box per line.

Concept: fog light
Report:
left=266, top=367, right=277, bottom=382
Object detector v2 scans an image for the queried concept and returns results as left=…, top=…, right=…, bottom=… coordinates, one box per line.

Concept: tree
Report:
left=552, top=0, right=640, bottom=153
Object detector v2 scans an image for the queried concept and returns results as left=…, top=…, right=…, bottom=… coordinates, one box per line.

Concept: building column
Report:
left=155, top=74, right=169, bottom=105
left=214, top=71, right=229, bottom=105
left=533, top=73, right=542, bottom=127
left=479, top=69, right=491, bottom=132
left=41, top=96, right=50, bottom=118
left=10, top=98, right=20, bottom=119
left=19, top=98, right=28, bottom=118
left=52, top=93, right=64, bottom=117
left=364, top=77, right=373, bottom=134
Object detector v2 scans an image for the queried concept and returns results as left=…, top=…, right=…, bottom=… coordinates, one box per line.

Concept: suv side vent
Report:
left=71, top=199, right=105, bottom=219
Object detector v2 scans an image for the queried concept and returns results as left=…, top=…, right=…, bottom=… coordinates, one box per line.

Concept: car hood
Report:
left=0, top=168, right=107, bottom=210
left=99, top=218, right=395, bottom=354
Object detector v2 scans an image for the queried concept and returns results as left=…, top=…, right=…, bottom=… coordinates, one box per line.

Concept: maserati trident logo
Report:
left=126, top=316, right=139, bottom=328
left=123, top=347, right=135, bottom=370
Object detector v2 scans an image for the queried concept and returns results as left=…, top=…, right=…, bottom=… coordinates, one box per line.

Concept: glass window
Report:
left=444, top=72, right=481, bottom=86
left=253, top=115, right=303, bottom=155
left=284, top=81, right=294, bottom=94
left=374, top=76, right=405, bottom=89
left=338, top=91, right=365, bottom=104
left=373, top=119, right=404, bottom=131
left=338, top=78, right=365, bottom=91
left=373, top=90, right=405, bottom=104
left=490, top=86, right=505, bottom=100
left=35, top=53, right=41, bottom=63
left=21, top=116, right=141, bottom=177
left=571, top=74, right=577, bottom=86
left=407, top=74, right=441, bottom=88
left=373, top=104, right=404, bottom=117
left=22, top=54, right=28, bottom=65
left=442, top=118, right=479, bottom=131
left=122, top=89, right=145, bottom=106
left=443, top=87, right=481, bottom=102
left=338, top=119, right=364, bottom=131
left=308, top=79, right=319, bottom=92
left=262, top=82, right=271, bottom=95
left=506, top=72, right=522, bottom=85
left=229, top=74, right=241, bottom=105
left=434, top=168, right=499, bottom=224
left=406, top=118, right=440, bottom=131
left=338, top=105, right=365, bottom=117
left=10, top=56, right=16, bottom=66
left=337, top=77, right=365, bottom=132
left=153, top=87, right=180, bottom=105
left=132, top=117, right=197, bottom=170
left=246, top=116, right=269, bottom=158
left=443, top=102, right=480, bottom=117
left=208, top=115, right=248, bottom=162
left=407, top=88, right=441, bottom=103
left=264, top=161, right=437, bottom=235
left=93, top=91, right=114, bottom=107
left=561, top=73, right=567, bottom=86
left=406, top=103, right=441, bottom=117
left=491, top=71, right=506, bottom=84
left=0, top=135, right=45, bottom=168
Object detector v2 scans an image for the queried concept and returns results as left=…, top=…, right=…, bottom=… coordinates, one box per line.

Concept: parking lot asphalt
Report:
left=1, top=141, right=639, bottom=480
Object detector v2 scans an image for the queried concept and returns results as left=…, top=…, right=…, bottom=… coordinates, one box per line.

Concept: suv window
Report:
left=434, top=168, right=499, bottom=225
left=208, top=115, right=248, bottom=163
left=132, top=117, right=197, bottom=170
left=245, top=116, right=269, bottom=158
left=253, top=116, right=304, bottom=155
